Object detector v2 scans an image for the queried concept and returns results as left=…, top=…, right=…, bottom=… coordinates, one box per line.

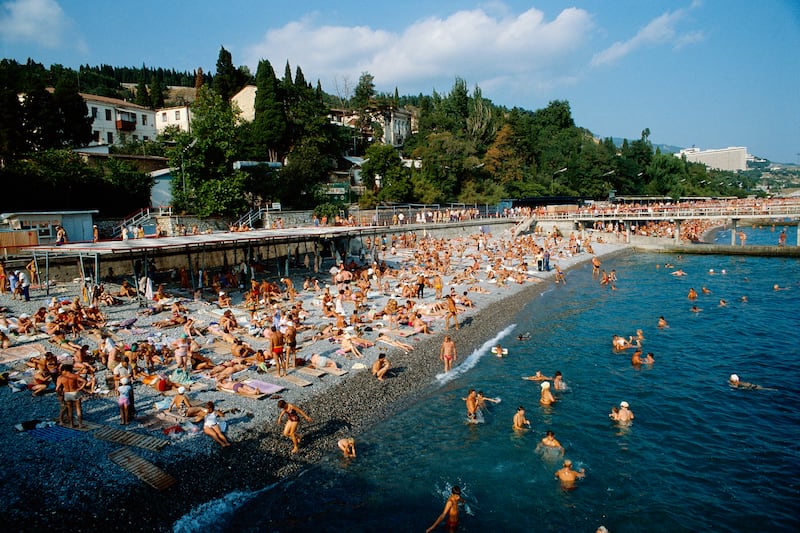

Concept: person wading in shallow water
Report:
left=426, top=485, right=463, bottom=532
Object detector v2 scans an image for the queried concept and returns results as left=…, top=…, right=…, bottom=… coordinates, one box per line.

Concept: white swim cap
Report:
left=730, top=374, right=739, bottom=382
left=541, top=381, right=551, bottom=389
left=620, top=401, right=629, bottom=408
left=178, top=386, right=186, bottom=394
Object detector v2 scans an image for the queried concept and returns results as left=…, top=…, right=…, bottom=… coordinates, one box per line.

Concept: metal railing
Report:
left=111, top=206, right=173, bottom=238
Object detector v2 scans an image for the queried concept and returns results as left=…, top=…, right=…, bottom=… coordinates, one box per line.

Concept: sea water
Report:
left=183, top=227, right=800, bottom=533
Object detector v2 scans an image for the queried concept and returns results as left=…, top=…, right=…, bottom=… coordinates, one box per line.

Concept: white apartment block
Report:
left=677, top=146, right=747, bottom=172
left=155, top=105, right=192, bottom=134
left=83, top=93, right=157, bottom=146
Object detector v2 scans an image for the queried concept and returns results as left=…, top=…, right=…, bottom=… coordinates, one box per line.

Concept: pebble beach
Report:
left=0, top=228, right=626, bottom=532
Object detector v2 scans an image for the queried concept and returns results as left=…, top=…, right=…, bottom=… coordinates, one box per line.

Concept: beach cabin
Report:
left=0, top=210, right=98, bottom=252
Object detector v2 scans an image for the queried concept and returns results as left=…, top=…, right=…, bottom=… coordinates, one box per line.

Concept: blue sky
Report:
left=1, top=0, right=798, bottom=163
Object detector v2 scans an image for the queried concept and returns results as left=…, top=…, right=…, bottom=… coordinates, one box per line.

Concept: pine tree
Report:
left=134, top=77, right=150, bottom=108
left=253, top=59, right=287, bottom=162
left=213, top=46, right=237, bottom=104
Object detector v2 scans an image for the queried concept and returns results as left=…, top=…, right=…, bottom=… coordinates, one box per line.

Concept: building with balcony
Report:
left=82, top=93, right=157, bottom=146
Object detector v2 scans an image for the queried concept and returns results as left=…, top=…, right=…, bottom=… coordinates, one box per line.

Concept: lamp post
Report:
left=551, top=167, right=567, bottom=194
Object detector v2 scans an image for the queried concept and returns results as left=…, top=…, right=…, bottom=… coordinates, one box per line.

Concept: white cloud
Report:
left=591, top=3, right=705, bottom=67
left=0, top=0, right=85, bottom=51
left=244, top=7, right=593, bottom=101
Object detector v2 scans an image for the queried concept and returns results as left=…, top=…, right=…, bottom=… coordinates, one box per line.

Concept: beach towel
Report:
left=243, top=379, right=284, bottom=395
left=0, top=343, right=47, bottom=365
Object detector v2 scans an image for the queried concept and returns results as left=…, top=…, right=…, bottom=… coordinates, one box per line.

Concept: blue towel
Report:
left=27, top=425, right=80, bottom=442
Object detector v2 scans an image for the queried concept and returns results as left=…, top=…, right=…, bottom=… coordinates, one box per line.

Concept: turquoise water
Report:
left=189, top=228, right=800, bottom=533
left=713, top=222, right=797, bottom=246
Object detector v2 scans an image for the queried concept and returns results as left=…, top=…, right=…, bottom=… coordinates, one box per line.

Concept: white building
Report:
left=328, top=107, right=412, bottom=148
left=155, top=105, right=192, bottom=134
left=82, top=93, right=157, bottom=146
left=677, top=146, right=747, bottom=172
left=231, top=85, right=257, bottom=123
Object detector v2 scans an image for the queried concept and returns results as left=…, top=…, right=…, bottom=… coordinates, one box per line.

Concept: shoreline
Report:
left=2, top=239, right=628, bottom=532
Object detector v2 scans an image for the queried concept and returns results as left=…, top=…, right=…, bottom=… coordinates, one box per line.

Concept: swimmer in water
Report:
left=552, top=371, right=566, bottom=390
left=671, top=269, right=687, bottom=276
left=337, top=437, right=356, bottom=458
left=426, top=485, right=463, bottom=532
left=465, top=389, right=478, bottom=421
left=540, top=430, right=564, bottom=451
left=691, top=305, right=702, bottom=313
left=687, top=288, right=698, bottom=300
left=540, top=381, right=556, bottom=405
left=719, top=299, right=728, bottom=307
left=513, top=406, right=531, bottom=430
left=555, top=459, right=585, bottom=489
left=610, top=401, right=634, bottom=423
left=728, top=374, right=772, bottom=390
left=658, top=316, right=669, bottom=328
left=643, top=352, right=655, bottom=364
left=701, top=286, right=712, bottom=294
left=517, top=333, right=531, bottom=341
left=523, top=370, right=550, bottom=382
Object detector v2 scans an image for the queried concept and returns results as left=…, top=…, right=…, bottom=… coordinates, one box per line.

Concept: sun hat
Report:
left=620, top=401, right=629, bottom=408
left=177, top=386, right=186, bottom=394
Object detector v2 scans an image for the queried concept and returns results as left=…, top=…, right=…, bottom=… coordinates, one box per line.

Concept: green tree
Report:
left=52, top=76, right=92, bottom=148
left=253, top=59, right=286, bottom=162
left=149, top=75, right=165, bottom=108
left=169, top=86, right=247, bottom=216
left=134, top=74, right=150, bottom=107
left=213, top=46, right=238, bottom=104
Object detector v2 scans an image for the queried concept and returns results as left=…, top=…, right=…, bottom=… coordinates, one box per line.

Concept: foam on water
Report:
left=435, top=323, right=516, bottom=385
left=172, top=483, right=280, bottom=533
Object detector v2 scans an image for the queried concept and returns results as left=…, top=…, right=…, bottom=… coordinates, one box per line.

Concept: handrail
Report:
left=110, top=206, right=173, bottom=238
left=532, top=204, right=800, bottom=222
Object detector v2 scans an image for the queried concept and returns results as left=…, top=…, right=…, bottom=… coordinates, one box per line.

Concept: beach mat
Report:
left=26, top=424, right=81, bottom=442
left=324, top=366, right=348, bottom=377
left=267, top=369, right=312, bottom=387
left=108, top=447, right=177, bottom=491
left=243, top=379, right=284, bottom=395
left=0, top=343, right=47, bottom=365
left=295, top=366, right=326, bottom=378
left=94, top=425, right=170, bottom=452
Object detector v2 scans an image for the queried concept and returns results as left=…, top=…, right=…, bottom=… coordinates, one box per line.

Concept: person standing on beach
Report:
left=440, top=335, right=457, bottom=372
left=444, top=295, right=459, bottom=330
left=426, top=485, right=463, bottom=532
left=277, top=399, right=312, bottom=454
left=55, top=364, right=87, bottom=428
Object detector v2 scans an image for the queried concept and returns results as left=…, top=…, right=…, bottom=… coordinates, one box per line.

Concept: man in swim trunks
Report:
left=426, top=485, right=462, bottom=532
left=440, top=335, right=456, bottom=373
left=371, top=353, right=391, bottom=381
left=56, top=364, right=87, bottom=428
left=267, top=326, right=286, bottom=376
left=465, top=389, right=478, bottom=421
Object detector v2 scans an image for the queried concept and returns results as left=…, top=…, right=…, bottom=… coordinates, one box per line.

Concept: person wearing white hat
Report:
left=540, top=380, right=556, bottom=406
left=167, top=385, right=191, bottom=414
left=728, top=374, right=768, bottom=390
left=612, top=401, right=634, bottom=423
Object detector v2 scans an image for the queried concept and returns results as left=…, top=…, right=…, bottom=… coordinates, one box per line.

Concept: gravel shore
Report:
left=0, top=233, right=626, bottom=532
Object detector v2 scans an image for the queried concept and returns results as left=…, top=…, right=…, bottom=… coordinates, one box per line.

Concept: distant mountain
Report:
left=610, top=137, right=682, bottom=154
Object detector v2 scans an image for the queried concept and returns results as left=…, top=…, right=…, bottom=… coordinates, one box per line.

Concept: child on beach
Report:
left=117, top=377, right=132, bottom=425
